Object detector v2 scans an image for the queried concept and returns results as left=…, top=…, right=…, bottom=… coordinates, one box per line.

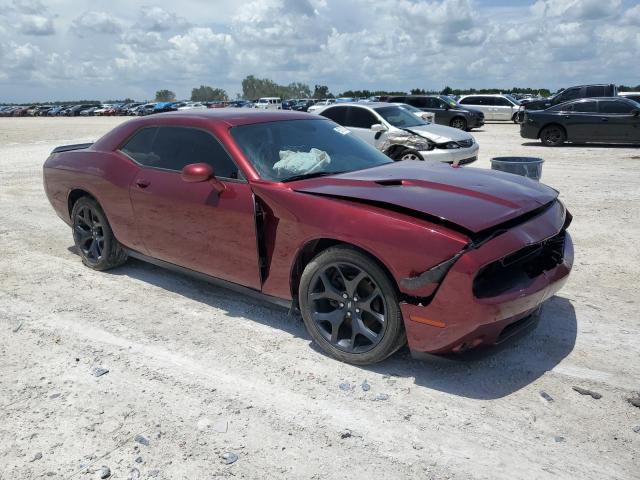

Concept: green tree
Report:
left=441, top=86, right=453, bottom=95
left=313, top=84, right=331, bottom=98
left=410, top=88, right=426, bottom=95
left=191, top=85, right=228, bottom=102
left=155, top=89, right=176, bottom=102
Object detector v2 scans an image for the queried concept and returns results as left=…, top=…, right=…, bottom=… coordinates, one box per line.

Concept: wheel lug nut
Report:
left=339, top=303, right=344, bottom=308
left=354, top=297, right=358, bottom=302
left=346, top=312, right=351, bottom=317
left=355, top=308, right=360, bottom=313
left=342, top=293, right=348, bottom=299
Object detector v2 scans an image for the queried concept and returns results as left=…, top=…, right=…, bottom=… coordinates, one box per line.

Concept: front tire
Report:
left=71, top=197, right=127, bottom=271
left=540, top=125, right=566, bottom=146
left=394, top=149, right=423, bottom=161
left=450, top=116, right=467, bottom=130
left=298, top=247, right=405, bottom=364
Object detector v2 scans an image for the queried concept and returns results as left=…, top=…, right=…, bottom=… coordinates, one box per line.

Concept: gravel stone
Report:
left=91, top=367, right=109, bottom=377
left=98, top=466, right=111, bottom=479
left=572, top=386, right=602, bottom=399
left=222, top=452, right=238, bottom=465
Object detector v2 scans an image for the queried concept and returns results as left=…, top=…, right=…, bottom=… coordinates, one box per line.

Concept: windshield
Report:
left=230, top=119, right=392, bottom=182
left=504, top=94, right=521, bottom=105
left=374, top=106, right=427, bottom=128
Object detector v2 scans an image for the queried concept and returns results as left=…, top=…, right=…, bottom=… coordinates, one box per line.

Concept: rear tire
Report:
left=71, top=197, right=128, bottom=271
left=540, top=125, right=566, bottom=146
left=450, top=117, right=467, bottom=130
left=298, top=246, right=405, bottom=365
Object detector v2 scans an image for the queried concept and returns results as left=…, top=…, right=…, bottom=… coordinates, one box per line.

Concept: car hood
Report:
left=404, top=123, right=473, bottom=143
left=292, top=162, right=557, bottom=234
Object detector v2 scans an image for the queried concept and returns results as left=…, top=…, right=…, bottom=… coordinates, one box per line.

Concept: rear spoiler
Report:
left=51, top=143, right=93, bottom=154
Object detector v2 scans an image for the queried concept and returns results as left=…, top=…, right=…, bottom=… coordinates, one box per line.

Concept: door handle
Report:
left=601, top=117, right=608, bottom=122
left=136, top=179, right=150, bottom=189
left=564, top=115, right=571, bottom=118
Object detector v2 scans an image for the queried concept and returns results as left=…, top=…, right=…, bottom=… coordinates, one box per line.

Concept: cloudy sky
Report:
left=1, top=0, right=639, bottom=102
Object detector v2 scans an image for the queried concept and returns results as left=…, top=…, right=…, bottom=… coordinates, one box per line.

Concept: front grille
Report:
left=473, top=230, right=566, bottom=298
left=457, top=139, right=474, bottom=148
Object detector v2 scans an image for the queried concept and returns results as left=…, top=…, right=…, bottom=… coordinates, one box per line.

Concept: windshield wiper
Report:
left=282, top=171, right=347, bottom=182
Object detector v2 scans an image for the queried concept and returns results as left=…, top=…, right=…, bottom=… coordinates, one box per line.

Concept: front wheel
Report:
left=540, top=125, right=566, bottom=146
left=71, top=197, right=128, bottom=270
left=298, top=247, right=405, bottom=364
left=394, top=149, right=423, bottom=161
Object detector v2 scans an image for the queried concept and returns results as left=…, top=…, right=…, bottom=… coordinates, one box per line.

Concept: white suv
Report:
left=315, top=103, right=479, bottom=165
left=254, top=97, right=282, bottom=110
left=457, top=94, right=520, bottom=122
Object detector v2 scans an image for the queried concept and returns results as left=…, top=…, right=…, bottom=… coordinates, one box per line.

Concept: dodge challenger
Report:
left=43, top=110, right=573, bottom=364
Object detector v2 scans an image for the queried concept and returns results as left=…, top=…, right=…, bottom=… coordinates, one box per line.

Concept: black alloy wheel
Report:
left=308, top=262, right=387, bottom=353
left=450, top=117, right=467, bottom=130
left=299, top=247, right=405, bottom=364
left=540, top=125, right=566, bottom=146
left=71, top=197, right=127, bottom=270
left=74, top=205, right=104, bottom=265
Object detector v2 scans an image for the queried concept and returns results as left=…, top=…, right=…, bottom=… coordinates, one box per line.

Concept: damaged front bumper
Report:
left=399, top=201, right=573, bottom=354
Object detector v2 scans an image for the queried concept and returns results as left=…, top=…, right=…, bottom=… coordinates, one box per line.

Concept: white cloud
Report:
left=0, top=0, right=638, bottom=102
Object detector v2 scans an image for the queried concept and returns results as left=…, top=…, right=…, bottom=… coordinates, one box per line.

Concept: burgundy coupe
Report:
left=43, top=110, right=573, bottom=364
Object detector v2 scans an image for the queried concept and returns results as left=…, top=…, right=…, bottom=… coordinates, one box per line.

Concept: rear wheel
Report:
left=298, top=247, right=405, bottom=364
left=450, top=116, right=467, bottom=130
left=540, top=125, right=566, bottom=146
left=71, top=197, right=127, bottom=270
left=512, top=112, right=518, bottom=123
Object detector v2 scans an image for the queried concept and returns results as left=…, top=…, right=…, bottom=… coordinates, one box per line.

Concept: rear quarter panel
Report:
left=43, top=149, right=144, bottom=252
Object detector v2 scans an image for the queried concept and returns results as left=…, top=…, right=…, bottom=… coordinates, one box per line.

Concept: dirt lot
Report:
left=1, top=117, right=639, bottom=480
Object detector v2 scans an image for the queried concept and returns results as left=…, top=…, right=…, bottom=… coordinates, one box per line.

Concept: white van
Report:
left=255, top=97, right=282, bottom=110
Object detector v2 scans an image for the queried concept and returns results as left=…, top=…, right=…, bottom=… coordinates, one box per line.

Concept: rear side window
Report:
left=320, top=106, right=348, bottom=124
left=558, top=88, right=581, bottom=103
left=406, top=97, right=429, bottom=108
left=345, top=107, right=377, bottom=128
left=586, top=86, right=605, bottom=97
left=121, top=126, right=239, bottom=179
left=572, top=101, right=597, bottom=113
left=387, top=96, right=406, bottom=103
left=599, top=100, right=634, bottom=114
left=461, top=96, right=485, bottom=105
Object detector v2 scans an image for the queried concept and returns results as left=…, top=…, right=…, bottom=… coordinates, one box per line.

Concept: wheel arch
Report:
left=289, top=238, right=399, bottom=301
left=67, top=188, right=100, bottom=218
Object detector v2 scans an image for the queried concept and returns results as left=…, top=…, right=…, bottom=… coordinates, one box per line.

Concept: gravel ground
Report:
left=1, top=117, right=639, bottom=480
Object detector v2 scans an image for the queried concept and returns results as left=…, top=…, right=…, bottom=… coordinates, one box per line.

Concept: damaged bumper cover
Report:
left=399, top=200, right=573, bottom=354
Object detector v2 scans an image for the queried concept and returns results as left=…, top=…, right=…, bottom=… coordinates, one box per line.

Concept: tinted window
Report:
left=459, top=96, right=479, bottom=105
left=345, top=107, right=378, bottom=128
left=320, top=106, right=347, bottom=124
left=573, top=101, right=597, bottom=113
left=387, top=96, right=406, bottom=103
left=121, top=127, right=158, bottom=164
left=405, top=97, right=429, bottom=108
left=624, top=95, right=640, bottom=103
left=375, top=106, right=425, bottom=128
left=599, top=100, right=634, bottom=114
left=586, top=86, right=605, bottom=97
left=558, top=88, right=581, bottom=103
left=123, top=126, right=239, bottom=178
left=494, top=97, right=512, bottom=106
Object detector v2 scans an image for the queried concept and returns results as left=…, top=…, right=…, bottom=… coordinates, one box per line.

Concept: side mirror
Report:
left=370, top=123, right=387, bottom=132
left=181, top=163, right=226, bottom=193
left=632, top=109, right=640, bottom=116
left=181, top=163, right=213, bottom=183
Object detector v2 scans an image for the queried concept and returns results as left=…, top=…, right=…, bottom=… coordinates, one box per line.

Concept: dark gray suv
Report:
left=386, top=95, right=484, bottom=130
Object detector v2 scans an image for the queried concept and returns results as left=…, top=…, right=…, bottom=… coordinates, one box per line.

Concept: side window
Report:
left=559, top=88, right=581, bottom=103
left=494, top=97, right=512, bottom=106
left=126, top=127, right=239, bottom=179
left=586, top=86, right=605, bottom=97
left=120, top=127, right=158, bottom=164
left=599, top=100, right=634, bottom=114
left=388, top=96, right=406, bottom=103
left=459, top=96, right=477, bottom=105
left=345, top=107, right=378, bottom=128
left=320, top=106, right=347, bottom=125
left=407, top=97, right=428, bottom=108
left=573, top=101, right=597, bottom=113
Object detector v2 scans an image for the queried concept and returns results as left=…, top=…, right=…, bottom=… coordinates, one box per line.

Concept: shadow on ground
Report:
left=72, top=248, right=577, bottom=401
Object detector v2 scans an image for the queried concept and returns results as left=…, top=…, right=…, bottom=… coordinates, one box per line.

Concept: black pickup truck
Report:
left=516, top=84, right=618, bottom=122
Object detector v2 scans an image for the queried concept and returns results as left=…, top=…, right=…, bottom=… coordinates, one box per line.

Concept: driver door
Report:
left=343, top=106, right=384, bottom=147
left=121, top=125, right=261, bottom=289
